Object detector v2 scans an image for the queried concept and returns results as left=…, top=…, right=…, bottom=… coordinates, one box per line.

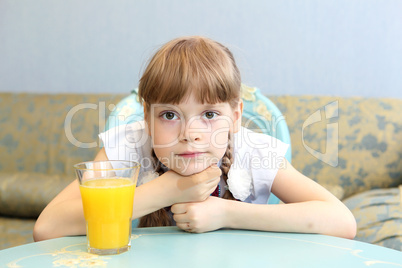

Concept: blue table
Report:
left=1, top=227, right=401, bottom=267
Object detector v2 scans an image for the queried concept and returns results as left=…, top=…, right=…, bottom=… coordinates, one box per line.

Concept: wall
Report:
left=0, top=0, right=401, bottom=97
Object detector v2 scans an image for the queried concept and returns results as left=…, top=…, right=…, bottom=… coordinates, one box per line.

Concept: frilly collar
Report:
left=226, top=164, right=252, bottom=201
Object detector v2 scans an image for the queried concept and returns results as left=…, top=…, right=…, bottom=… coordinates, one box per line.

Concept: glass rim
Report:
left=73, top=160, right=141, bottom=171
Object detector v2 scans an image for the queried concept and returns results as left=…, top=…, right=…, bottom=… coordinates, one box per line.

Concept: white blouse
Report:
left=99, top=121, right=289, bottom=204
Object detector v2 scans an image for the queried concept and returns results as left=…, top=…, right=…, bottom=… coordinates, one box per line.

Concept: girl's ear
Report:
left=233, top=99, right=243, bottom=133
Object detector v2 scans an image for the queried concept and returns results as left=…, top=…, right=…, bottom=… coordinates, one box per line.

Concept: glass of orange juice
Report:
left=74, top=160, right=140, bottom=255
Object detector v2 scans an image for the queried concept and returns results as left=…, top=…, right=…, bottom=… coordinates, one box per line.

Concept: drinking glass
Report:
left=74, top=160, right=140, bottom=255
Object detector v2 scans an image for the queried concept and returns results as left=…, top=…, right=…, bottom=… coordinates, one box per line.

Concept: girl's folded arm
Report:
left=33, top=179, right=86, bottom=241
left=34, top=148, right=221, bottom=241
left=223, top=160, right=356, bottom=239
left=33, top=148, right=172, bottom=241
left=133, top=166, right=221, bottom=219
left=34, top=148, right=111, bottom=241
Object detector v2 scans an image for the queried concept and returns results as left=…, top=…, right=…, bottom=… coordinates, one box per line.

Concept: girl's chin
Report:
left=172, top=165, right=210, bottom=176
left=166, top=157, right=221, bottom=176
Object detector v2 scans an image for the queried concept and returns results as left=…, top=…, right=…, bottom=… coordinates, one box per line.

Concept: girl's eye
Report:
left=162, top=112, right=178, bottom=120
left=203, top=111, right=218, bottom=120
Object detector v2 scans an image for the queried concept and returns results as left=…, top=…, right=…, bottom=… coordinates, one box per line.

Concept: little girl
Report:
left=34, top=36, right=356, bottom=240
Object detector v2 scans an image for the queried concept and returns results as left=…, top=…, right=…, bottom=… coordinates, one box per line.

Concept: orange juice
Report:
left=79, top=177, right=135, bottom=250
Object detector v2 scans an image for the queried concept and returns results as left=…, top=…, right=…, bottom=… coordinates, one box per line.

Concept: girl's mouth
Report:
left=177, top=152, right=205, bottom=158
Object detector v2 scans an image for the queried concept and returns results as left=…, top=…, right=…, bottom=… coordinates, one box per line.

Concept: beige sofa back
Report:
left=0, top=93, right=124, bottom=177
left=1, top=93, right=401, bottom=216
left=271, top=96, right=402, bottom=198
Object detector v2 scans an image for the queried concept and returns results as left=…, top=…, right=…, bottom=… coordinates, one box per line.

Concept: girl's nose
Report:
left=181, top=132, right=201, bottom=142
left=179, top=118, right=204, bottom=142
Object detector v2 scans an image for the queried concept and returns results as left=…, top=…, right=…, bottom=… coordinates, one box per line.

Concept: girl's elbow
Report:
left=33, top=216, right=56, bottom=242
left=326, top=204, right=357, bottom=239
left=33, top=221, right=48, bottom=242
left=339, top=213, right=357, bottom=240
left=341, top=226, right=357, bottom=240
left=346, top=217, right=357, bottom=240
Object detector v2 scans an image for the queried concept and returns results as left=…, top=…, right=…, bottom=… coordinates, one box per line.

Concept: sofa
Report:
left=0, top=89, right=401, bottom=251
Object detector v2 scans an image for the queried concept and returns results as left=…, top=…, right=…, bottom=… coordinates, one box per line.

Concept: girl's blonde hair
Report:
left=137, top=36, right=241, bottom=227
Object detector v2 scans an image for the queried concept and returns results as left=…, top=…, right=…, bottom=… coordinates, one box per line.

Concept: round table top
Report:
left=1, top=227, right=401, bottom=268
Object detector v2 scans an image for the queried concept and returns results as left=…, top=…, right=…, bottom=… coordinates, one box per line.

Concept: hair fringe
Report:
left=138, top=36, right=241, bottom=109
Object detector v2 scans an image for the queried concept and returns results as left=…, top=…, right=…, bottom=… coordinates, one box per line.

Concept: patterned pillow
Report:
left=343, top=186, right=402, bottom=251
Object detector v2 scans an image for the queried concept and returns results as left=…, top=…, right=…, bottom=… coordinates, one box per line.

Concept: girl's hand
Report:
left=172, top=196, right=228, bottom=233
left=156, top=165, right=221, bottom=205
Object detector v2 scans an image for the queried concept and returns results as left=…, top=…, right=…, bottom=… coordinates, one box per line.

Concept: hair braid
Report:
left=138, top=150, right=172, bottom=227
left=221, top=133, right=236, bottom=200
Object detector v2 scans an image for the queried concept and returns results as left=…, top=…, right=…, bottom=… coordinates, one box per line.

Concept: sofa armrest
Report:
left=0, top=172, right=74, bottom=218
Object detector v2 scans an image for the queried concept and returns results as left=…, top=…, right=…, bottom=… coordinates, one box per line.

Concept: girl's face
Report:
left=145, top=93, right=242, bottom=176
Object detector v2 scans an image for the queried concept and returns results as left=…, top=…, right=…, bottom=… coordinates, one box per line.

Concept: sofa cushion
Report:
left=343, top=186, right=402, bottom=251
left=0, top=172, right=74, bottom=218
